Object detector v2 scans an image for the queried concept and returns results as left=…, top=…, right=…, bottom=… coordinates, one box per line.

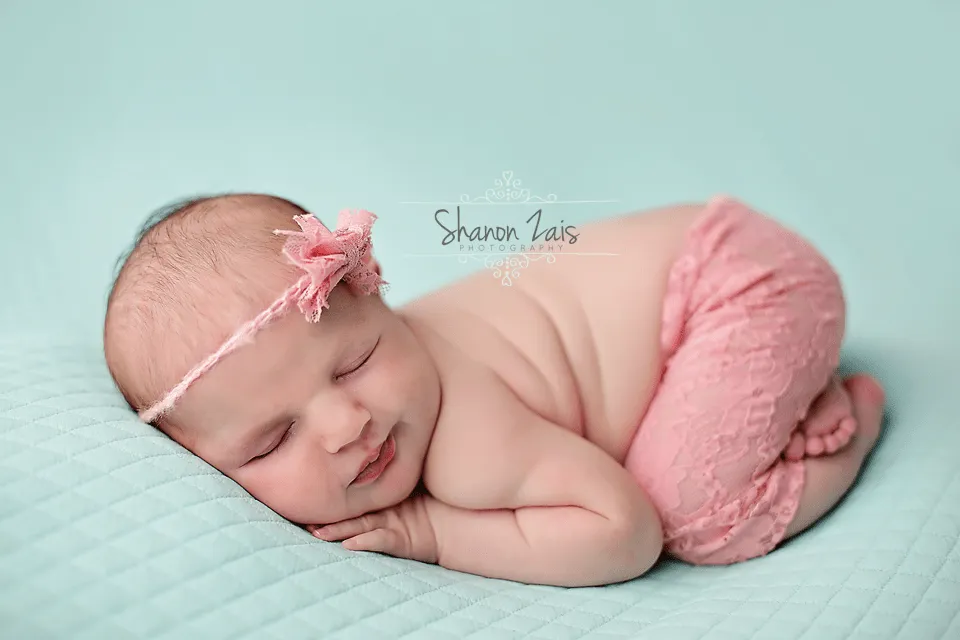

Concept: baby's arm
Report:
left=424, top=415, right=664, bottom=586
left=313, top=352, right=663, bottom=587
left=314, top=410, right=663, bottom=587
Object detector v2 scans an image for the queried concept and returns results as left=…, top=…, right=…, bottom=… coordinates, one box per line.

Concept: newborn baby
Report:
left=103, top=193, right=885, bottom=587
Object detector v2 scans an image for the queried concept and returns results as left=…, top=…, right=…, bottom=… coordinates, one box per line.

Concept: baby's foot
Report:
left=782, top=373, right=884, bottom=540
left=842, top=373, right=885, bottom=451
left=802, top=374, right=859, bottom=453
left=784, top=375, right=858, bottom=461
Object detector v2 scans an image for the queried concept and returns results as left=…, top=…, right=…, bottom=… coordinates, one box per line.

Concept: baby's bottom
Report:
left=624, top=195, right=884, bottom=565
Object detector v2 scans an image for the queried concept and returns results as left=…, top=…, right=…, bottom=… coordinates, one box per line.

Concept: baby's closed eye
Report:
left=249, top=423, right=295, bottom=463
left=335, top=337, right=380, bottom=381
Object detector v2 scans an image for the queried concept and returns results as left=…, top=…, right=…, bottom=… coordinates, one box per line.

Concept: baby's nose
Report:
left=316, top=400, right=372, bottom=453
left=304, top=388, right=372, bottom=453
left=319, top=418, right=369, bottom=454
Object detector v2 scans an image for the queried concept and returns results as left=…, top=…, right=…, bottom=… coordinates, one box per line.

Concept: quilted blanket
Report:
left=1, top=335, right=957, bottom=639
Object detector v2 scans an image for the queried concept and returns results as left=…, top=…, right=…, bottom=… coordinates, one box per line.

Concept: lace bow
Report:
left=274, top=209, right=387, bottom=322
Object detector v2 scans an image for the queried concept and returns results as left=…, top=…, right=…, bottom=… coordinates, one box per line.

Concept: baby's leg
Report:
left=625, top=195, right=862, bottom=566
left=784, top=374, right=885, bottom=539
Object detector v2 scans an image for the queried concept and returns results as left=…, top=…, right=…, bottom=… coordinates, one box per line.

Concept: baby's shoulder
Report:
left=400, top=272, right=585, bottom=432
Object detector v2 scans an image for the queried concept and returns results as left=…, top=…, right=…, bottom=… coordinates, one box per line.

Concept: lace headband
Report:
left=138, top=209, right=387, bottom=424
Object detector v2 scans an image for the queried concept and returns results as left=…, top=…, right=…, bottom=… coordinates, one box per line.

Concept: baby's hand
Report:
left=307, top=493, right=439, bottom=564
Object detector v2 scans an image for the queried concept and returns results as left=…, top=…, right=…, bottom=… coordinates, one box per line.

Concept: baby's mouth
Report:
left=350, top=433, right=396, bottom=486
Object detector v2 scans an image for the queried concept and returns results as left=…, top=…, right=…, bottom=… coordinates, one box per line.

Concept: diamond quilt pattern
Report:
left=1, top=336, right=958, bottom=640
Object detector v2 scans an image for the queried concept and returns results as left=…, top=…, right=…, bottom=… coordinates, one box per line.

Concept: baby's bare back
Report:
left=401, top=201, right=705, bottom=479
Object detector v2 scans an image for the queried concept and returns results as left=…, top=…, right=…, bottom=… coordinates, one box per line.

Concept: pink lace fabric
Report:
left=138, top=209, right=387, bottom=424
left=624, top=195, right=846, bottom=565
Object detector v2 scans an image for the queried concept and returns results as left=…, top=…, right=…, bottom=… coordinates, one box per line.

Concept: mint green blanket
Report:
left=2, top=1, right=958, bottom=638
left=1, top=338, right=957, bottom=638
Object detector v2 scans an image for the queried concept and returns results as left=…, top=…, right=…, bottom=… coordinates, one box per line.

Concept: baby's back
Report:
left=401, top=201, right=706, bottom=463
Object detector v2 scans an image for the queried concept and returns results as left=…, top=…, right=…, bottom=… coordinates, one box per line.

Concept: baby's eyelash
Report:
left=336, top=339, right=379, bottom=380
left=252, top=424, right=293, bottom=461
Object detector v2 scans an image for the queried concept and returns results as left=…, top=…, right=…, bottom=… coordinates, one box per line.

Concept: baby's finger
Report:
left=343, top=528, right=404, bottom=556
left=311, top=514, right=383, bottom=542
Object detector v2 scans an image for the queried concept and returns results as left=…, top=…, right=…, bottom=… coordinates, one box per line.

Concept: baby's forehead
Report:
left=273, top=286, right=370, bottom=343
left=106, top=195, right=317, bottom=403
left=127, top=196, right=305, bottom=292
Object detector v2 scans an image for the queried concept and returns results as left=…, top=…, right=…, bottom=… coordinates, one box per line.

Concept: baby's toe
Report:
left=805, top=436, right=826, bottom=456
left=800, top=376, right=855, bottom=438
left=822, top=432, right=842, bottom=453
left=785, top=431, right=808, bottom=461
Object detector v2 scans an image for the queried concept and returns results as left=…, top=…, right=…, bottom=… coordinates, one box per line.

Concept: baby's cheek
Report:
left=239, top=460, right=339, bottom=524
left=372, top=354, right=408, bottom=404
left=239, top=470, right=295, bottom=514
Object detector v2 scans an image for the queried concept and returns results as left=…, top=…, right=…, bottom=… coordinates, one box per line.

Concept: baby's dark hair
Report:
left=104, top=192, right=315, bottom=423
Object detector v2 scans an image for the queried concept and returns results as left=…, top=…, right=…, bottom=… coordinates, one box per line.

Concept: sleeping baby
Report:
left=103, top=193, right=885, bottom=587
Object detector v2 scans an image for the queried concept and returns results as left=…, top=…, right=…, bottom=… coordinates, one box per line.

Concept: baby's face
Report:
left=165, top=286, right=442, bottom=526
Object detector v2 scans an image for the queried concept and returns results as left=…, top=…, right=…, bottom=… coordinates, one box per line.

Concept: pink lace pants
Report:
left=624, top=195, right=845, bottom=565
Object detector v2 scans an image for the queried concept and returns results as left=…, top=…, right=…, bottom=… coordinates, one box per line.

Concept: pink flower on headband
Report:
left=274, top=209, right=387, bottom=322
